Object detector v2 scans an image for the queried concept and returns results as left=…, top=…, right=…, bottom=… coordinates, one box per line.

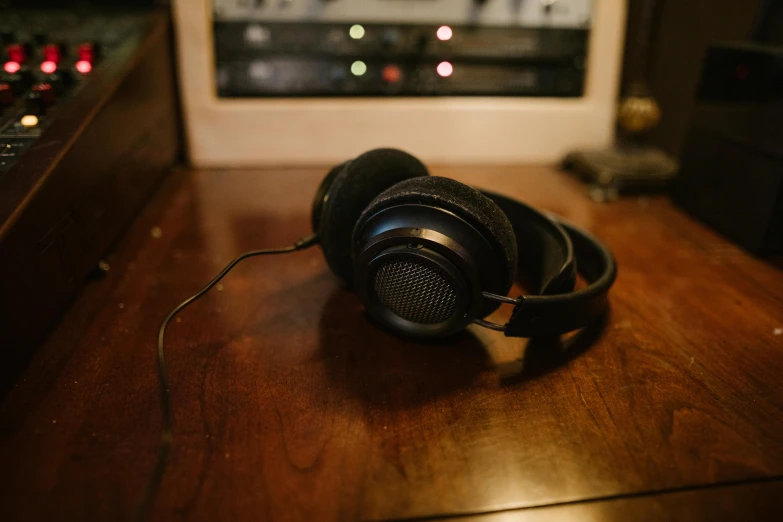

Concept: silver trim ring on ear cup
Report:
left=353, top=202, right=509, bottom=326
left=357, top=244, right=471, bottom=337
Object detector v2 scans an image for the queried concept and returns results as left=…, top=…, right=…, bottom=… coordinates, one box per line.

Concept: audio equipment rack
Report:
left=173, top=0, right=627, bottom=165
left=212, top=0, right=592, bottom=98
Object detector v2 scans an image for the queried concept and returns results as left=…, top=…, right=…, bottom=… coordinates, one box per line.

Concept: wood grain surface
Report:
left=1, top=165, right=782, bottom=522
left=451, top=480, right=783, bottom=521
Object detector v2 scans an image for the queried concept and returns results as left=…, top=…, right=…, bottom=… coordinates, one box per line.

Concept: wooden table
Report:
left=1, top=166, right=782, bottom=522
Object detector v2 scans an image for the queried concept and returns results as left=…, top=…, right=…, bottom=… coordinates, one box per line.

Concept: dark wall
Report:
left=623, top=0, right=762, bottom=157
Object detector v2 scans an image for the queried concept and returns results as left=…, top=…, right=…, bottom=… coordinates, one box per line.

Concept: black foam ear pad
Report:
left=317, top=148, right=429, bottom=284
left=357, top=176, right=518, bottom=294
left=311, top=160, right=350, bottom=234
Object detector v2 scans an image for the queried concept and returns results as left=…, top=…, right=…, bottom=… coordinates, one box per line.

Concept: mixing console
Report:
left=0, top=12, right=142, bottom=173
left=0, top=9, right=180, bottom=389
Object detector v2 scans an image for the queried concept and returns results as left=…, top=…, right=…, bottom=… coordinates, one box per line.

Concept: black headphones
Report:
left=311, top=148, right=617, bottom=339
left=142, top=147, right=619, bottom=519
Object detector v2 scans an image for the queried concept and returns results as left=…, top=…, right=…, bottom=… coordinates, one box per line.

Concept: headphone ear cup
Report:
left=355, top=176, right=518, bottom=314
left=316, top=148, right=429, bottom=285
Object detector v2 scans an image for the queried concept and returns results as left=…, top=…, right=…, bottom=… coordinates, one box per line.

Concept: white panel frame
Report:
left=172, top=0, right=627, bottom=166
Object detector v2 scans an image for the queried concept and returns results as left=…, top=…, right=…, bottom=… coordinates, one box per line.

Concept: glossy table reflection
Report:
left=1, top=166, right=782, bottom=522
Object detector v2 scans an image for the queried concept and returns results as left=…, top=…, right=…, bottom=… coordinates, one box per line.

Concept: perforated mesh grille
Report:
left=373, top=257, right=458, bottom=325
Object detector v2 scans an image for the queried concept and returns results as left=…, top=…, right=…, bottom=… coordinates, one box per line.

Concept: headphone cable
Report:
left=133, top=233, right=318, bottom=522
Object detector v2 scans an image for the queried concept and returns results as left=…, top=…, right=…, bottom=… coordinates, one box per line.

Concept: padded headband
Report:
left=481, top=191, right=617, bottom=337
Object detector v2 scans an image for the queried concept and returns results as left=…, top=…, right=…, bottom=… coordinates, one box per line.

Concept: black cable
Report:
left=133, top=234, right=318, bottom=522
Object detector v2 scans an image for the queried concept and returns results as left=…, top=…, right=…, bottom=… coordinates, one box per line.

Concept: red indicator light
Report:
left=3, top=61, right=21, bottom=74
left=437, top=26, right=453, bottom=41
left=437, top=61, right=453, bottom=78
left=382, top=64, right=402, bottom=84
left=40, top=60, right=57, bottom=74
left=75, top=60, right=92, bottom=74
left=735, top=64, right=750, bottom=80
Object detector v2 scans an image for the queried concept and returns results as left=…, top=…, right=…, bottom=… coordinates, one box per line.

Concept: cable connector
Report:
left=294, top=233, right=319, bottom=250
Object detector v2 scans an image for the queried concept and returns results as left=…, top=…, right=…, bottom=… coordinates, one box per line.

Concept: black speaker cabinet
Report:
left=673, top=44, right=783, bottom=255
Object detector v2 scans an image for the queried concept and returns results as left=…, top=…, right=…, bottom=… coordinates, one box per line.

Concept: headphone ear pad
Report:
left=311, top=160, right=350, bottom=234
left=318, top=148, right=429, bottom=284
left=356, top=176, right=518, bottom=302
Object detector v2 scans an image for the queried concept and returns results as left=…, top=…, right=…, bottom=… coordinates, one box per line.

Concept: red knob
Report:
left=7, top=43, right=25, bottom=63
left=77, top=42, right=96, bottom=63
left=0, top=83, right=13, bottom=106
left=29, top=83, right=55, bottom=112
left=43, top=43, right=61, bottom=63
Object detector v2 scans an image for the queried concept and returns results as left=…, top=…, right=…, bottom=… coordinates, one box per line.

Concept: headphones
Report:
left=141, top=147, right=619, bottom=519
left=311, top=148, right=617, bottom=339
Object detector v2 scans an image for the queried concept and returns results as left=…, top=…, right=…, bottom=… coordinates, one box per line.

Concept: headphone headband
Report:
left=481, top=191, right=617, bottom=337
